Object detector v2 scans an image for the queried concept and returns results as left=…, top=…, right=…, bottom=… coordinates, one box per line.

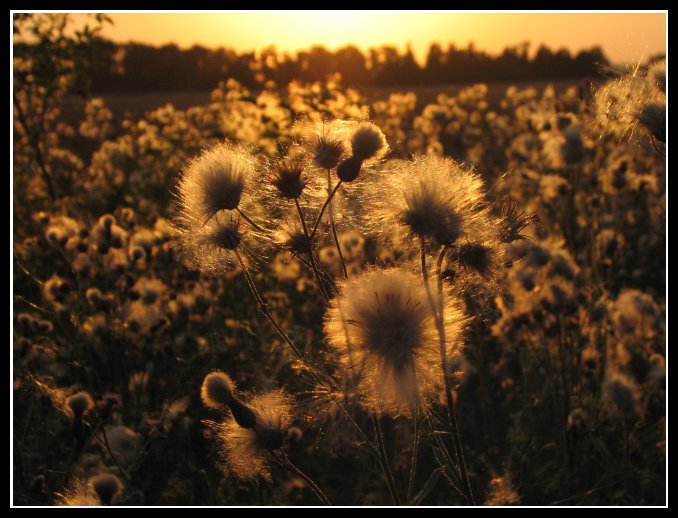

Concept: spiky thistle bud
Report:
left=313, top=136, right=345, bottom=170
left=270, top=160, right=308, bottom=199
left=336, top=155, right=363, bottom=183
left=498, top=195, right=538, bottom=243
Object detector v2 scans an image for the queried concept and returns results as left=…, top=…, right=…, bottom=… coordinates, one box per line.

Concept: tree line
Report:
left=16, top=37, right=613, bottom=93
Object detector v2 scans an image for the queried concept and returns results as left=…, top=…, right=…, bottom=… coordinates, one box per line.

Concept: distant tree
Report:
left=15, top=34, right=611, bottom=93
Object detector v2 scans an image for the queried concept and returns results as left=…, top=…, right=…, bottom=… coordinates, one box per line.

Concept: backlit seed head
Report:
left=324, top=267, right=466, bottom=414
left=457, top=242, right=496, bottom=279
left=201, top=371, right=236, bottom=410
left=350, top=122, right=388, bottom=162
left=208, top=390, right=293, bottom=481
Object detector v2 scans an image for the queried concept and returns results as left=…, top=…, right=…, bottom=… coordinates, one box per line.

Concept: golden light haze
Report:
left=77, top=11, right=665, bottom=65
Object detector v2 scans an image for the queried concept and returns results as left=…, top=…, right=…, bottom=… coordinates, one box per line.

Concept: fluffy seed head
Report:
left=350, top=122, right=388, bottom=161
left=370, top=156, right=494, bottom=250
left=604, top=370, right=640, bottom=418
left=324, top=267, right=465, bottom=414
left=201, top=371, right=236, bottom=410
left=56, top=480, right=102, bottom=506
left=209, top=218, right=243, bottom=251
left=609, top=288, right=660, bottom=344
left=209, top=390, right=292, bottom=481
left=178, top=142, right=255, bottom=221
left=593, top=61, right=666, bottom=143
left=273, top=218, right=309, bottom=257
left=66, top=391, right=95, bottom=417
left=89, top=474, right=123, bottom=505
left=172, top=143, right=269, bottom=275
left=172, top=212, right=259, bottom=275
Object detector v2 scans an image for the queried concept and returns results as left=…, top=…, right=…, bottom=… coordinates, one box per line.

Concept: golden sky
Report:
left=73, top=11, right=665, bottom=65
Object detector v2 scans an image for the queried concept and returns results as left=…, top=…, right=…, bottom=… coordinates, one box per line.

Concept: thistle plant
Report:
left=167, top=116, right=529, bottom=506
left=13, top=40, right=664, bottom=504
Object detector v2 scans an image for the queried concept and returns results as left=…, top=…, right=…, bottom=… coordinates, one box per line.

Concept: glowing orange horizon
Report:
left=67, top=12, right=666, bottom=66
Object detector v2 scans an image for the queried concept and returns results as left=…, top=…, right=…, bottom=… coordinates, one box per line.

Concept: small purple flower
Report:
left=98, top=392, right=123, bottom=420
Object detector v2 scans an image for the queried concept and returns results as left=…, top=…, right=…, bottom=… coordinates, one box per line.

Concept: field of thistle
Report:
left=13, top=42, right=666, bottom=506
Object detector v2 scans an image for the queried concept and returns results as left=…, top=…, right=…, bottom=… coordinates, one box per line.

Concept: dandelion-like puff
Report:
left=324, top=267, right=466, bottom=415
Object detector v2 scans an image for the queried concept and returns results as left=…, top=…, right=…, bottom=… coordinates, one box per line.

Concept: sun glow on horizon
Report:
left=70, top=11, right=665, bottom=65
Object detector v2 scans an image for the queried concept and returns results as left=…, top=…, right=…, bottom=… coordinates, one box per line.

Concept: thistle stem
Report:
left=372, top=413, right=401, bottom=506
left=237, top=207, right=266, bottom=233
left=100, top=426, right=131, bottom=486
left=234, top=249, right=398, bottom=500
left=420, top=244, right=475, bottom=505
left=310, top=180, right=342, bottom=238
left=294, top=198, right=331, bottom=302
left=234, top=248, right=308, bottom=366
left=407, top=402, right=421, bottom=504
left=326, top=170, right=349, bottom=279
left=273, top=451, right=332, bottom=505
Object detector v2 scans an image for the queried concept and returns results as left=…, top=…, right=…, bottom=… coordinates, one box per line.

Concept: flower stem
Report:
left=420, top=243, right=475, bottom=505
left=372, top=413, right=401, bottom=506
left=234, top=249, right=399, bottom=501
left=294, top=198, right=331, bottom=302
left=273, top=451, right=332, bottom=505
left=407, top=402, right=421, bottom=504
left=237, top=207, right=266, bottom=233
left=310, top=180, right=342, bottom=238
left=326, top=170, right=349, bottom=279
left=234, top=248, right=308, bottom=367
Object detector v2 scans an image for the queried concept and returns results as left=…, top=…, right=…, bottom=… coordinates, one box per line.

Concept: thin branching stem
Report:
left=234, top=248, right=308, bottom=366
left=294, top=198, right=331, bottom=302
left=372, top=413, right=401, bottom=506
left=273, top=451, right=332, bottom=505
left=233, top=248, right=410, bottom=500
left=236, top=207, right=266, bottom=233
left=420, top=243, right=475, bottom=505
left=326, top=169, right=349, bottom=279
left=407, top=402, right=421, bottom=504
left=99, top=426, right=131, bottom=486
left=13, top=92, right=56, bottom=200
left=311, top=180, right=342, bottom=238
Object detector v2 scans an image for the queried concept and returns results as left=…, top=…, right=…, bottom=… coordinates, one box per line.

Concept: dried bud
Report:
left=313, top=136, right=345, bottom=170
left=336, top=156, right=363, bottom=183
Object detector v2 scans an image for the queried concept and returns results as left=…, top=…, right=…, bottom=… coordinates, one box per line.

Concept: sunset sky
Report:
left=71, top=11, right=667, bottom=65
